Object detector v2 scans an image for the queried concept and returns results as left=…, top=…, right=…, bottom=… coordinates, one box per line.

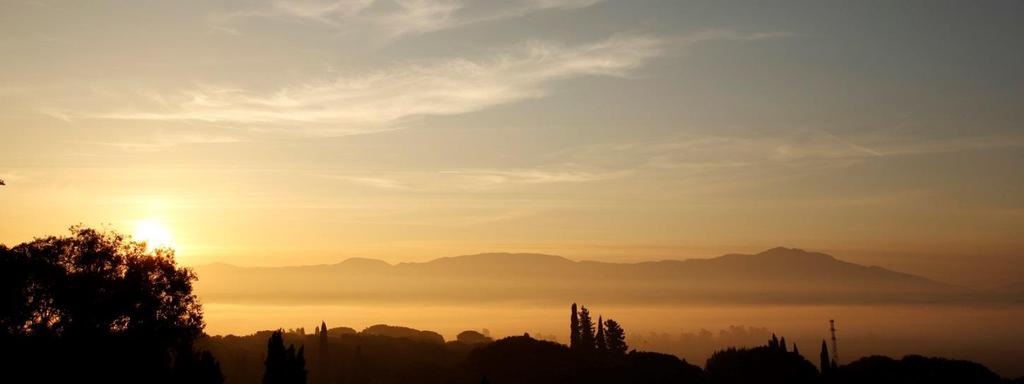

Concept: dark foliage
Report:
left=205, top=328, right=470, bottom=384
left=828, top=355, right=1002, bottom=384
left=467, top=335, right=706, bottom=384
left=0, top=226, right=219, bottom=383
left=578, top=305, right=596, bottom=352
left=603, top=318, right=627, bottom=357
left=174, top=348, right=225, bottom=384
left=316, top=321, right=328, bottom=383
left=618, top=351, right=707, bottom=384
left=706, top=345, right=819, bottom=384
left=570, top=303, right=580, bottom=350
left=263, top=330, right=307, bottom=384
left=456, top=330, right=494, bottom=345
left=362, top=324, right=445, bottom=344
left=468, top=335, right=577, bottom=383
left=820, top=340, right=832, bottom=374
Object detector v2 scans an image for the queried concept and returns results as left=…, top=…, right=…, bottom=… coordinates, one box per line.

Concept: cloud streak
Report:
left=88, top=134, right=243, bottom=152
left=438, top=168, right=623, bottom=189
left=562, top=130, right=1024, bottom=176
left=316, top=166, right=625, bottom=192
left=218, top=0, right=602, bottom=38
left=92, top=35, right=662, bottom=134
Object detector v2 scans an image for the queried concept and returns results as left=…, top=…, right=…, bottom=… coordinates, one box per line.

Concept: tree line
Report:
left=569, top=303, right=627, bottom=358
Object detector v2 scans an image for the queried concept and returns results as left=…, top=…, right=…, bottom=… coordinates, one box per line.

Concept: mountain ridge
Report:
left=194, top=247, right=888, bottom=271
left=189, top=247, right=1005, bottom=305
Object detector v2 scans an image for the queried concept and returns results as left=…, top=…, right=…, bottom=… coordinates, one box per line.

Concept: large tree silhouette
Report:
left=0, top=226, right=217, bottom=383
left=578, top=306, right=595, bottom=352
left=603, top=318, right=627, bottom=357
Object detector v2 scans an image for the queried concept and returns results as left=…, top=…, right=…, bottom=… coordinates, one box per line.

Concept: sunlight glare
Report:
left=134, top=218, right=175, bottom=252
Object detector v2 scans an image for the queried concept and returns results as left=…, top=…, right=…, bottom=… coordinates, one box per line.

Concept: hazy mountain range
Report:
left=193, top=247, right=1019, bottom=305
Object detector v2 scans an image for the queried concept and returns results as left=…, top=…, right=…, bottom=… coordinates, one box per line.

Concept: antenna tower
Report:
left=829, top=319, right=839, bottom=364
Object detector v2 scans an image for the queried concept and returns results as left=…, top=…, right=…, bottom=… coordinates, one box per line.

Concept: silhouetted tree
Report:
left=317, top=321, right=329, bottom=384
left=467, top=335, right=576, bottom=383
left=0, top=226, right=217, bottom=383
left=792, top=343, right=800, bottom=356
left=623, top=351, right=707, bottom=384
left=263, top=330, right=307, bottom=384
left=604, top=318, right=627, bottom=357
left=820, top=340, right=832, bottom=375
left=578, top=306, right=595, bottom=352
left=570, top=303, right=580, bottom=350
left=770, top=334, right=779, bottom=349
left=294, top=346, right=308, bottom=384
left=172, top=349, right=224, bottom=384
left=457, top=330, right=494, bottom=344
left=595, top=315, right=607, bottom=354
left=830, top=355, right=1001, bottom=384
left=780, top=336, right=787, bottom=352
left=264, top=331, right=287, bottom=384
left=706, top=346, right=818, bottom=384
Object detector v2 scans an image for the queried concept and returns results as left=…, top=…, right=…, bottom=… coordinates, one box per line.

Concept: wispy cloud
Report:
left=37, top=107, right=74, bottom=122
left=439, top=168, right=624, bottom=189
left=327, top=175, right=410, bottom=190
left=90, top=35, right=662, bottom=134
left=89, top=134, right=242, bottom=152
left=216, top=0, right=602, bottom=38
left=563, top=130, right=1024, bottom=174
left=866, top=134, right=1024, bottom=157
left=316, top=167, right=625, bottom=192
left=675, top=29, right=795, bottom=45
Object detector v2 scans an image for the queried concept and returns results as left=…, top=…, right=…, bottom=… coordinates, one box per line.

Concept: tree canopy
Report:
left=0, top=226, right=216, bottom=383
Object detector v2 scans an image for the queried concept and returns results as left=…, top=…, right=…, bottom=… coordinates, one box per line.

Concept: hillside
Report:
left=193, top=247, right=976, bottom=305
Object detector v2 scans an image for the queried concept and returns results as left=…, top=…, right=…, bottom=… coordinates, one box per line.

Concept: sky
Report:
left=1, top=0, right=1022, bottom=283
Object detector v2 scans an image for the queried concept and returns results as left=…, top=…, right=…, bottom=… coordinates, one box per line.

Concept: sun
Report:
left=134, top=218, right=175, bottom=252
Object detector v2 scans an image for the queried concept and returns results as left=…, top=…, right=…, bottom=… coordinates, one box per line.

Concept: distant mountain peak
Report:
left=338, top=257, right=392, bottom=267
left=427, top=252, right=574, bottom=264
left=756, top=247, right=835, bottom=260
left=759, top=246, right=804, bottom=254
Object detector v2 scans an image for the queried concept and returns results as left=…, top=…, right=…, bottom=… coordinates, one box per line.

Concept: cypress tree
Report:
left=770, top=334, right=779, bottom=349
left=570, top=303, right=580, bottom=350
left=780, top=336, right=788, bottom=352
left=318, top=320, right=328, bottom=382
left=264, top=331, right=288, bottom=384
left=595, top=315, right=607, bottom=353
left=604, top=318, right=627, bottom=357
left=263, top=330, right=308, bottom=384
left=819, top=340, right=831, bottom=374
left=578, top=306, right=595, bottom=351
